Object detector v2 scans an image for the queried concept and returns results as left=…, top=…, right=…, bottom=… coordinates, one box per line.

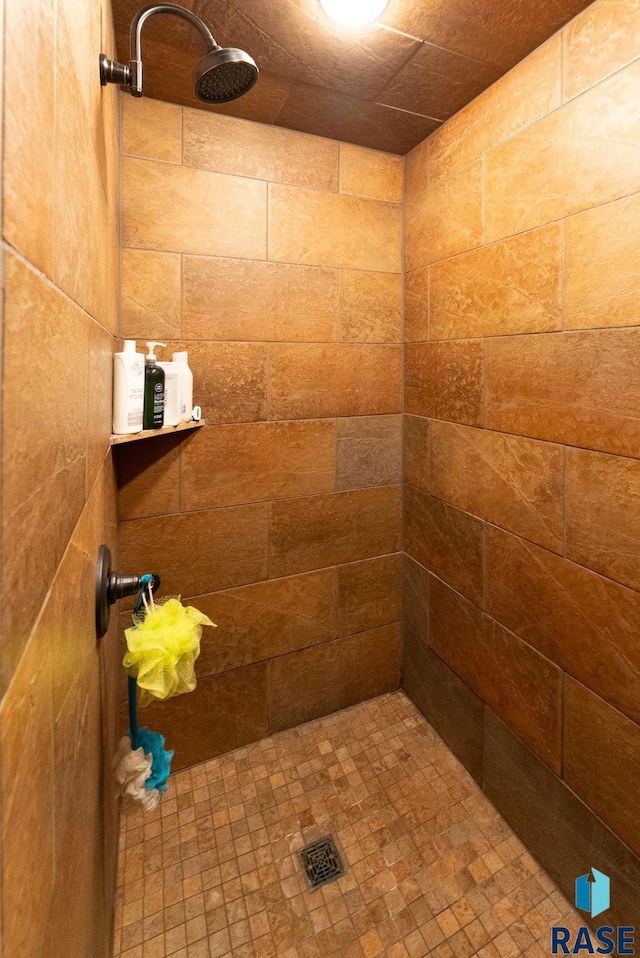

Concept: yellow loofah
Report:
left=124, top=597, right=216, bottom=706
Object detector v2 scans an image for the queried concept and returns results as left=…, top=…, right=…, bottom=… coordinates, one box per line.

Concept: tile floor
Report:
left=113, top=692, right=580, bottom=958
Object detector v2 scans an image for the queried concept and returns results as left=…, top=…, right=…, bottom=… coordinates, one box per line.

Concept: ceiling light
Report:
left=319, top=0, right=389, bottom=28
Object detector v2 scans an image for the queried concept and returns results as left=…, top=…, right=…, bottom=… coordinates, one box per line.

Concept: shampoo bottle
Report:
left=157, top=356, right=181, bottom=427
left=172, top=351, right=194, bottom=423
left=113, top=340, right=144, bottom=435
left=143, top=341, right=166, bottom=430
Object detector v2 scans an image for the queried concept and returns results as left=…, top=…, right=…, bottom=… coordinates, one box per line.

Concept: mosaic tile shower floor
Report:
left=113, top=692, right=580, bottom=958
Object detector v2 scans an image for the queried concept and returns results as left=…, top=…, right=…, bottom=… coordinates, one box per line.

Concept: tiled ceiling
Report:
left=113, top=0, right=591, bottom=154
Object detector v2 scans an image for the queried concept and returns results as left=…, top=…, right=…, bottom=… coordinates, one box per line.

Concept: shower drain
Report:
left=299, top=835, right=347, bottom=891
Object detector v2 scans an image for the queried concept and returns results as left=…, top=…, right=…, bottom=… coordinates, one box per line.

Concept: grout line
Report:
left=560, top=23, right=565, bottom=105
left=108, top=319, right=640, bottom=344
left=130, top=411, right=402, bottom=428
left=179, top=251, right=184, bottom=338
left=123, top=482, right=403, bottom=525
left=482, top=522, right=487, bottom=611
left=560, top=670, right=566, bottom=779
left=481, top=153, right=487, bottom=243
left=407, top=488, right=640, bottom=600
left=146, top=407, right=640, bottom=466
left=265, top=342, right=272, bottom=421
left=426, top=265, right=431, bottom=343
left=334, top=415, right=340, bottom=491
left=562, top=445, right=568, bottom=558
left=426, top=414, right=432, bottom=494
left=177, top=412, right=183, bottom=514
left=1, top=239, right=118, bottom=340
left=333, top=564, right=340, bottom=646
left=126, top=333, right=403, bottom=345
left=432, top=52, right=640, bottom=192
left=171, top=90, right=404, bottom=161
left=560, top=218, right=566, bottom=332
left=482, top=337, right=488, bottom=428
left=266, top=181, right=270, bottom=261
left=265, top=499, right=272, bottom=581
left=266, top=652, right=272, bottom=735
left=400, top=148, right=406, bottom=558
left=126, top=245, right=402, bottom=276
left=118, top=92, right=124, bottom=339
left=407, top=556, right=563, bottom=683
left=121, top=242, right=404, bottom=275
left=408, top=187, right=640, bottom=271
left=122, top=150, right=404, bottom=205
left=182, top=553, right=405, bottom=600
left=427, top=415, right=640, bottom=458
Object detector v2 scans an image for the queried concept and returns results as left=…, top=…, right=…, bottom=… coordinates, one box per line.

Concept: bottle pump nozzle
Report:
left=145, top=341, right=166, bottom=363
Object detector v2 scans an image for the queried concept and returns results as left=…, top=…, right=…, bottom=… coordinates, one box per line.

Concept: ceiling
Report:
left=113, top=0, right=591, bottom=154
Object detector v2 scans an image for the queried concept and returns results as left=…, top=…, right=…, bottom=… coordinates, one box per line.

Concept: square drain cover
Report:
left=299, top=835, right=346, bottom=891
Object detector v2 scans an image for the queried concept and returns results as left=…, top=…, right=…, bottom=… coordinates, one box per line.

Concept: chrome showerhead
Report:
left=99, top=3, right=259, bottom=103
left=194, top=46, right=259, bottom=103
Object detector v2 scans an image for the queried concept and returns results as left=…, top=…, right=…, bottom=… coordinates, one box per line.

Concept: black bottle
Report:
left=143, top=341, right=166, bottom=430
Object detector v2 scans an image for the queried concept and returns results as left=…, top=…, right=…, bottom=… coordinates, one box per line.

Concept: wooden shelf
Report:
left=110, top=419, right=205, bottom=446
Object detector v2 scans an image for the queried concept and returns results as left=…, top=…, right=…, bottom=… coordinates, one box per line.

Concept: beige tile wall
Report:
left=0, top=0, right=121, bottom=956
left=118, top=100, right=404, bottom=767
left=403, top=0, right=640, bottom=919
left=2, top=1, right=638, bottom=953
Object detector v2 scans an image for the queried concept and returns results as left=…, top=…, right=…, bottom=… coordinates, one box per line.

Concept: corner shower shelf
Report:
left=110, top=419, right=205, bottom=446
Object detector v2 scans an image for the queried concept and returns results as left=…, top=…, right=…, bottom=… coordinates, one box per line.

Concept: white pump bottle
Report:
left=113, top=340, right=144, bottom=434
left=159, top=350, right=194, bottom=425
left=172, top=351, right=194, bottom=423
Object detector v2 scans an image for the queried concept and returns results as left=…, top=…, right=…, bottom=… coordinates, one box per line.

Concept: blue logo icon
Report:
left=575, top=868, right=610, bottom=919
left=552, top=869, right=634, bottom=954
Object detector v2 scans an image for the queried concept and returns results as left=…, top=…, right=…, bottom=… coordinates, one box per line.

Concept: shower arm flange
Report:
left=99, top=2, right=219, bottom=96
left=95, top=544, right=161, bottom=640
left=99, top=53, right=131, bottom=88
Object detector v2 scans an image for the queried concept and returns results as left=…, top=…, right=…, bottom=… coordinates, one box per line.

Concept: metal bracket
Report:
left=95, top=544, right=160, bottom=639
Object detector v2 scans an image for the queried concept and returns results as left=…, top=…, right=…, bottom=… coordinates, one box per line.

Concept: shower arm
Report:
left=100, top=2, right=219, bottom=95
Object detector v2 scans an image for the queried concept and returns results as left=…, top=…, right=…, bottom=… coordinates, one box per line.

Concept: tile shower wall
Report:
left=0, top=0, right=121, bottom=956
left=403, top=0, right=640, bottom=925
left=118, top=100, right=404, bottom=768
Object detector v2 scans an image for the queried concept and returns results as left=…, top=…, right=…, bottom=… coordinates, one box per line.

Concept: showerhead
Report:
left=99, top=3, right=259, bottom=103
left=194, top=46, right=259, bottom=104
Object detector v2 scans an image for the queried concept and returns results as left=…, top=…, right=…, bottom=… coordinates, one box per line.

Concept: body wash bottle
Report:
left=172, top=350, right=194, bottom=423
left=113, top=340, right=144, bottom=435
left=157, top=356, right=181, bottom=427
left=143, top=341, right=166, bottom=430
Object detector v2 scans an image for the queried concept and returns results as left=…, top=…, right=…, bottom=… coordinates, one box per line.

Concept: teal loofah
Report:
left=128, top=725, right=173, bottom=792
